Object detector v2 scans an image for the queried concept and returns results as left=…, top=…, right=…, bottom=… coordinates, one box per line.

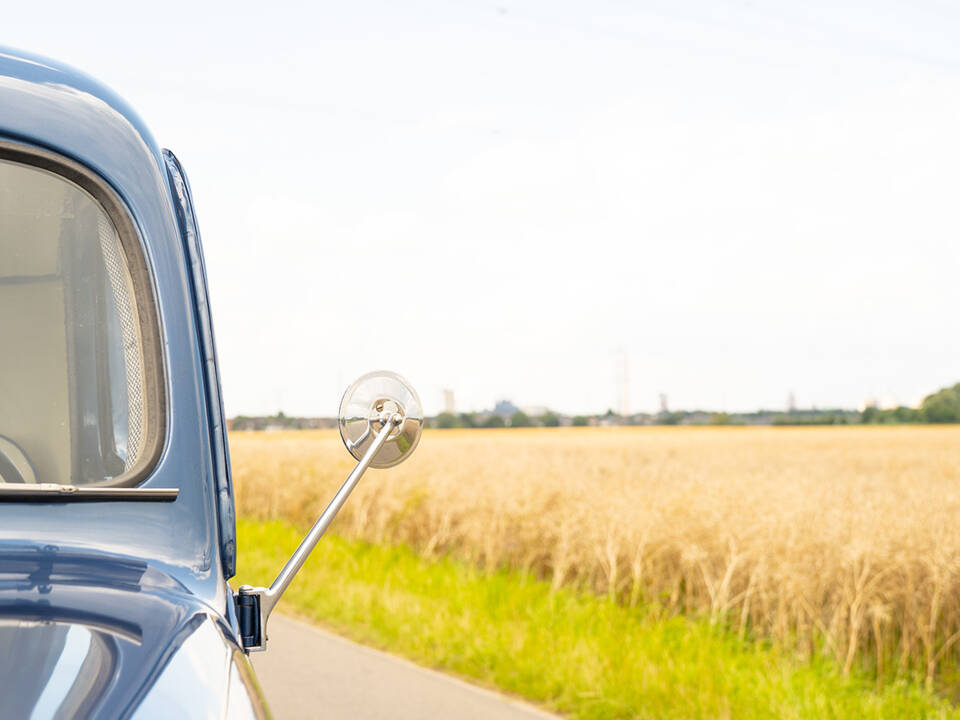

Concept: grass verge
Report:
left=237, top=518, right=957, bottom=720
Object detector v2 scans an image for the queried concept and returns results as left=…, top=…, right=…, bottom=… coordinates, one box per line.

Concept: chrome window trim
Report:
left=0, top=141, right=167, bottom=488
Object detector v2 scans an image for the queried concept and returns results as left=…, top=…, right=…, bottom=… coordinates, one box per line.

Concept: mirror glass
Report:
left=338, top=370, right=423, bottom=469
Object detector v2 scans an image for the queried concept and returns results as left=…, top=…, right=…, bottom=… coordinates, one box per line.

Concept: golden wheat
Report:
left=231, top=426, right=960, bottom=685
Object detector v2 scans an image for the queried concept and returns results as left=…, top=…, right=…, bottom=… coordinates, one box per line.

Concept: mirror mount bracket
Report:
left=235, top=413, right=401, bottom=652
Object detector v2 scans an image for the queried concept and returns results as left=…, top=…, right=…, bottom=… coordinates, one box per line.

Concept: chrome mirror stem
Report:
left=237, top=413, right=400, bottom=652
left=237, top=370, right=422, bottom=652
left=265, top=412, right=398, bottom=612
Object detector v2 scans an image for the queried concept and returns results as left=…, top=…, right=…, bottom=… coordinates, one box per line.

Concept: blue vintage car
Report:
left=0, top=46, right=423, bottom=718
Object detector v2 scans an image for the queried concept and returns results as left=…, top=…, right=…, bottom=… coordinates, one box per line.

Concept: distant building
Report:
left=521, top=406, right=549, bottom=417
left=878, top=395, right=900, bottom=410
left=493, top=399, right=519, bottom=417
left=443, top=389, right=455, bottom=414
left=659, top=393, right=669, bottom=414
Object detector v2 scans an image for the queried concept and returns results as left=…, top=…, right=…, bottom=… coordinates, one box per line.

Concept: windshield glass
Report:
left=0, top=159, right=153, bottom=486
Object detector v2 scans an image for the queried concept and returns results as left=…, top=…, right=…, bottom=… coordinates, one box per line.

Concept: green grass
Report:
left=237, top=518, right=958, bottom=720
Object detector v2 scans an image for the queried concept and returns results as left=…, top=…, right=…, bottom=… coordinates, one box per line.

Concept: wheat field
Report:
left=231, top=426, right=960, bottom=687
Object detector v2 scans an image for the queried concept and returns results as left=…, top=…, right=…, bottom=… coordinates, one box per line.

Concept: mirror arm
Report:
left=237, top=413, right=400, bottom=652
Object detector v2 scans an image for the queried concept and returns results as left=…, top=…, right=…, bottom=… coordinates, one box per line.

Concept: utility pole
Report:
left=616, top=348, right=629, bottom=417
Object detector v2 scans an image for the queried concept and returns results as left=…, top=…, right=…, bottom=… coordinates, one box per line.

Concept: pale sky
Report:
left=7, top=1, right=960, bottom=416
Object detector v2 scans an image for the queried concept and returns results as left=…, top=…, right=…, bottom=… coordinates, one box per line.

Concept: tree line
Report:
left=430, top=382, right=960, bottom=429
left=432, top=410, right=586, bottom=429
left=862, top=382, right=960, bottom=424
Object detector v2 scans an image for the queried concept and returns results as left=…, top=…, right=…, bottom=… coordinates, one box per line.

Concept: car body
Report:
left=0, top=47, right=269, bottom=718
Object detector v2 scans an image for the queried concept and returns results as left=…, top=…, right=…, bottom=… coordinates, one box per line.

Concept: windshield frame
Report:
left=0, top=142, right=166, bottom=488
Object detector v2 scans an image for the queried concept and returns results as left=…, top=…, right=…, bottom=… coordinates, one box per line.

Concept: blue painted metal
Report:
left=0, top=46, right=258, bottom=716
left=164, top=150, right=237, bottom=580
left=0, top=541, right=266, bottom=718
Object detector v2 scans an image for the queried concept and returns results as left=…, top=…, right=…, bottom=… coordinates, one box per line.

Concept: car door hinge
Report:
left=236, top=588, right=262, bottom=650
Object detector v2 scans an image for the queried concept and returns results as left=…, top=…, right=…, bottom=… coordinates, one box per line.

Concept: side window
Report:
left=0, top=156, right=163, bottom=486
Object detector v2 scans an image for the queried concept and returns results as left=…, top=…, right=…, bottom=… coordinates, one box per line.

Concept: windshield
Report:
left=0, top=158, right=156, bottom=486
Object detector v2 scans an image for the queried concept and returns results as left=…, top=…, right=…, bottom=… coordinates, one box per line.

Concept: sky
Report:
left=7, top=1, right=960, bottom=416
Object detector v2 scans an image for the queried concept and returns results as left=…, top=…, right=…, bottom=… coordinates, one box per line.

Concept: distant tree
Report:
left=861, top=407, right=912, bottom=424
left=572, top=415, right=589, bottom=427
left=776, top=412, right=848, bottom=426
left=458, top=412, right=477, bottom=428
left=892, top=405, right=921, bottom=423
left=510, top=410, right=532, bottom=428
left=922, top=383, right=960, bottom=423
left=710, top=412, right=731, bottom=426
left=435, top=412, right=459, bottom=429
left=539, top=411, right=560, bottom=427
left=860, top=405, right=879, bottom=424
left=483, top=414, right=506, bottom=429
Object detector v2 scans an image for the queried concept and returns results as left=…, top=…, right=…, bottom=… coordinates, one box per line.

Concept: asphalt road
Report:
left=250, top=615, right=560, bottom=720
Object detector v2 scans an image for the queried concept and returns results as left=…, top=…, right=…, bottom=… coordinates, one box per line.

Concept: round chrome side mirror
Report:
left=338, top=370, right=423, bottom=468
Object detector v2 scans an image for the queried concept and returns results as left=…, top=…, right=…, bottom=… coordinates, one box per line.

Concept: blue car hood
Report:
left=0, top=543, right=239, bottom=719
